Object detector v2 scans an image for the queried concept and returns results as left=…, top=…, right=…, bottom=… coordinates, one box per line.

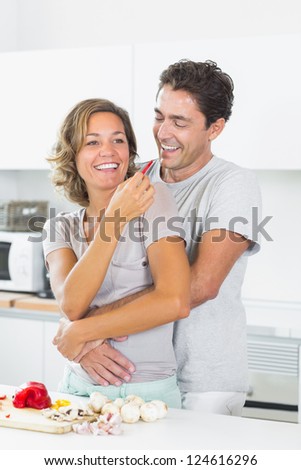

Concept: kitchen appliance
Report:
left=36, top=264, right=55, bottom=299
left=243, top=329, right=301, bottom=423
left=0, top=200, right=48, bottom=232
left=0, top=231, right=45, bottom=293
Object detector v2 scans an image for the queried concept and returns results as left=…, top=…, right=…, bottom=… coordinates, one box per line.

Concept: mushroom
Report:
left=101, top=402, right=120, bottom=415
left=113, top=398, right=125, bottom=409
left=58, top=405, right=80, bottom=421
left=140, top=402, right=158, bottom=422
left=120, top=403, right=140, bottom=423
left=150, top=400, right=168, bottom=419
left=125, top=394, right=145, bottom=407
left=88, top=392, right=109, bottom=413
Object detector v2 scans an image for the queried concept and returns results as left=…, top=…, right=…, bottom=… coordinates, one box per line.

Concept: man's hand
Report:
left=79, top=341, right=135, bottom=386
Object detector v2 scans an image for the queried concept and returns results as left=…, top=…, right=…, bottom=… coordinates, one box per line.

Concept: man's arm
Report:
left=189, top=229, right=251, bottom=308
left=87, top=286, right=154, bottom=318
left=53, top=237, right=190, bottom=361
left=79, top=228, right=250, bottom=385
left=86, top=228, right=249, bottom=315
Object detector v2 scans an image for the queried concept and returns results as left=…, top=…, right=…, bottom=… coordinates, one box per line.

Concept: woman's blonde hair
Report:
left=47, top=98, right=139, bottom=206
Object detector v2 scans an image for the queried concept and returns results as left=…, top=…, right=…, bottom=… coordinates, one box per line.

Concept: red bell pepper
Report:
left=12, top=381, right=52, bottom=410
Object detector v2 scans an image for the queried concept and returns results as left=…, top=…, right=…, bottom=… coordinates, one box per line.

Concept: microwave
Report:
left=0, top=231, right=45, bottom=293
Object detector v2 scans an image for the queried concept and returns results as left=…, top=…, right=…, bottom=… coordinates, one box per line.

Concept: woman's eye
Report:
left=113, top=138, right=125, bottom=144
left=86, top=140, right=98, bottom=146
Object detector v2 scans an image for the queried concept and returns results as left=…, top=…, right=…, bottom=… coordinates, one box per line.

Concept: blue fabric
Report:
left=59, top=367, right=182, bottom=408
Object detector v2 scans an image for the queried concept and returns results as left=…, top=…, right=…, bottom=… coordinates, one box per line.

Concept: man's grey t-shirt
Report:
left=43, top=182, right=185, bottom=384
left=146, top=156, right=262, bottom=393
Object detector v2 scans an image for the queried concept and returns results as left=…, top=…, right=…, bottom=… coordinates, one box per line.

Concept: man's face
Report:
left=153, top=85, right=214, bottom=177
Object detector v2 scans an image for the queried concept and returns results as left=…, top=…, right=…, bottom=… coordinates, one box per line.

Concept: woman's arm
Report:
left=47, top=213, right=126, bottom=320
left=53, top=236, right=191, bottom=360
left=47, top=173, right=154, bottom=320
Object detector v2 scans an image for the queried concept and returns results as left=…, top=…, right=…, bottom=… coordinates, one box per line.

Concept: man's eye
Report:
left=175, top=121, right=186, bottom=128
left=154, top=115, right=164, bottom=122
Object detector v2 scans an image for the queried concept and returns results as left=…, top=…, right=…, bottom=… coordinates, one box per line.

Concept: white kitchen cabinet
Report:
left=0, top=45, right=133, bottom=169
left=0, top=312, right=65, bottom=390
left=0, top=315, right=44, bottom=385
left=133, top=34, right=301, bottom=169
left=43, top=320, right=66, bottom=391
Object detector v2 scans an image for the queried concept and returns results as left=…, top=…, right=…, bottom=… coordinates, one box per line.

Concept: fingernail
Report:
left=124, top=376, right=131, bottom=382
left=115, top=381, right=122, bottom=386
left=128, top=367, right=135, bottom=373
left=102, top=381, right=109, bottom=387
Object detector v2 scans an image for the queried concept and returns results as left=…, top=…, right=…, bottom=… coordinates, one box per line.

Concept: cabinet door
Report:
left=0, top=316, right=44, bottom=385
left=43, top=321, right=66, bottom=391
left=0, top=45, right=133, bottom=169
left=133, top=34, right=301, bottom=169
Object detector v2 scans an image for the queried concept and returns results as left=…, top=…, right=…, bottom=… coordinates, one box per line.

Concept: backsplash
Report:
left=0, top=170, right=78, bottom=214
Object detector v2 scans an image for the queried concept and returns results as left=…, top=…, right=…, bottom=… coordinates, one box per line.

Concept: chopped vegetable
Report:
left=12, top=381, right=52, bottom=410
left=51, top=399, right=71, bottom=410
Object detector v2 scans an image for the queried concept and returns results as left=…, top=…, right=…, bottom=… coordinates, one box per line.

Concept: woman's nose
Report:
left=98, top=142, right=114, bottom=156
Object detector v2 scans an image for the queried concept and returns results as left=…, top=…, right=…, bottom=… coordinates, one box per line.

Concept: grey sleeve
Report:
left=42, top=213, right=74, bottom=261
left=203, top=169, right=262, bottom=255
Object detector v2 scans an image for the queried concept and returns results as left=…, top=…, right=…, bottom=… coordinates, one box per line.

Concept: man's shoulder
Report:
left=212, top=157, right=258, bottom=184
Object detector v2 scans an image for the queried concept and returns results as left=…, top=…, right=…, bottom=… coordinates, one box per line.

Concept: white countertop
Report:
left=244, top=298, right=301, bottom=330
left=1, top=385, right=301, bottom=450
left=1, top=296, right=301, bottom=332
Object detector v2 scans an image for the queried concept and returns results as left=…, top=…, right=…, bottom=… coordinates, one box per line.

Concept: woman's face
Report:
left=76, top=112, right=130, bottom=192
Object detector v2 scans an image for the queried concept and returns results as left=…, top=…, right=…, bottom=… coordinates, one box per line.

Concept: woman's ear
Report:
left=208, top=118, right=225, bottom=142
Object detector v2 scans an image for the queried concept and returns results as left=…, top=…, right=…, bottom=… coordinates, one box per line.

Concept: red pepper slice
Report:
left=12, top=381, right=52, bottom=410
left=141, top=160, right=154, bottom=175
left=0, top=394, right=7, bottom=400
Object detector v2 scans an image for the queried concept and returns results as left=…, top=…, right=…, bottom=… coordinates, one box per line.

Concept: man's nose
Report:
left=156, top=121, right=172, bottom=139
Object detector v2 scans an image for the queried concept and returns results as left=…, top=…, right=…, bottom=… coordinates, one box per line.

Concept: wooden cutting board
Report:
left=13, top=296, right=60, bottom=312
left=0, top=396, right=92, bottom=434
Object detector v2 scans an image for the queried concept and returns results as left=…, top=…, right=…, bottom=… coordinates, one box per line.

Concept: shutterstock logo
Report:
left=27, top=206, right=273, bottom=244
left=185, top=207, right=272, bottom=243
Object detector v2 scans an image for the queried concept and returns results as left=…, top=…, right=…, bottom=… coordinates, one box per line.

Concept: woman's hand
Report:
left=53, top=317, right=88, bottom=361
left=106, top=172, right=155, bottom=222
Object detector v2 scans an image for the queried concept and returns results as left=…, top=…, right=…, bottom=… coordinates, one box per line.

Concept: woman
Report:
left=43, top=98, right=190, bottom=407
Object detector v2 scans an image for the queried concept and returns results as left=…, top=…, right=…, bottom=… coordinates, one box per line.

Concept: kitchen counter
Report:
left=0, top=292, right=60, bottom=322
left=1, top=385, right=301, bottom=450
left=0, top=291, right=59, bottom=312
left=1, top=292, right=301, bottom=329
left=244, top=298, right=301, bottom=330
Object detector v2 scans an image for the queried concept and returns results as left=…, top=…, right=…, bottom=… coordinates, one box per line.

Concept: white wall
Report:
left=14, top=0, right=301, bottom=50
left=243, top=171, right=301, bottom=302
left=0, top=172, right=18, bottom=199
left=0, top=0, right=17, bottom=52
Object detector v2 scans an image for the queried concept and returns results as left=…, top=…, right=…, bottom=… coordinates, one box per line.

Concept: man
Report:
left=79, top=59, right=262, bottom=415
